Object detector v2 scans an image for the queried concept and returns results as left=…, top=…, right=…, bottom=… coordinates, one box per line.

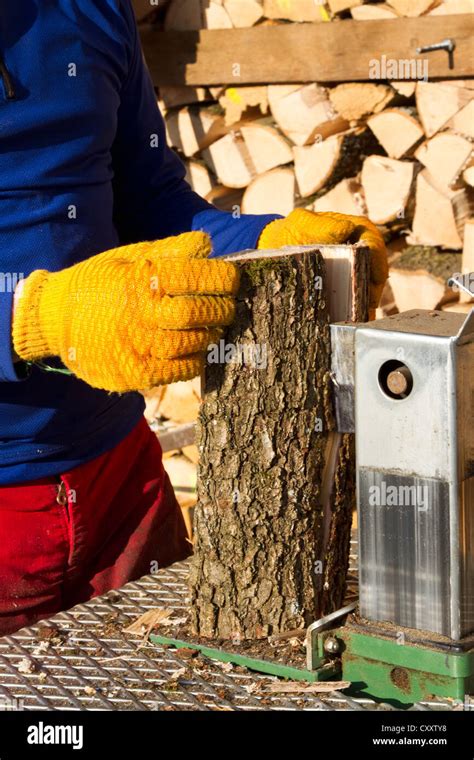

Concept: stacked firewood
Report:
left=149, top=0, right=474, bottom=314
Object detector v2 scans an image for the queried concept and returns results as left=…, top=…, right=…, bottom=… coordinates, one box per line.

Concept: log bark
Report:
left=189, top=245, right=369, bottom=640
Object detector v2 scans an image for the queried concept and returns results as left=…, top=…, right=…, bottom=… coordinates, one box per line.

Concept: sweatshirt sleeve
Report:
left=112, top=0, right=281, bottom=257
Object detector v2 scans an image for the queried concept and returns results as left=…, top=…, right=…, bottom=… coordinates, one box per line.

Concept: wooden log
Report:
left=414, top=131, right=473, bottom=188
left=158, top=378, right=202, bottom=424
left=140, top=16, right=474, bottom=86
left=223, top=0, right=264, bottom=27
left=263, top=0, right=328, bottom=21
left=386, top=0, right=438, bottom=15
left=204, top=2, right=233, bottom=28
left=239, top=122, right=293, bottom=173
left=294, top=135, right=344, bottom=198
left=361, top=155, right=416, bottom=225
left=268, top=84, right=348, bottom=147
left=189, top=244, right=369, bottom=639
left=416, top=81, right=474, bottom=137
left=376, top=279, right=399, bottom=319
left=448, top=100, right=474, bottom=138
left=391, top=81, right=417, bottom=97
left=165, top=106, right=227, bottom=157
left=241, top=167, right=295, bottom=215
left=202, top=133, right=255, bottom=188
left=463, top=165, right=474, bottom=187
left=389, top=246, right=462, bottom=311
left=351, top=3, right=398, bottom=19
left=367, top=109, right=424, bottom=158
left=218, top=86, right=269, bottom=126
left=185, top=160, right=215, bottom=197
left=312, top=177, right=367, bottom=216
left=202, top=122, right=293, bottom=187
left=329, top=83, right=395, bottom=123
left=409, top=169, right=474, bottom=248
left=293, top=128, right=382, bottom=198
left=442, top=301, right=473, bottom=313
left=328, top=0, right=362, bottom=13
left=205, top=184, right=245, bottom=212
left=428, top=0, right=474, bottom=14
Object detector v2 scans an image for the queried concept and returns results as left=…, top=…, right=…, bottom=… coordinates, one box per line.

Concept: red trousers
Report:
left=0, top=418, right=192, bottom=635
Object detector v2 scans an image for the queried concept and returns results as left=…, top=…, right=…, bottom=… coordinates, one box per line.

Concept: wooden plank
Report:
left=140, top=16, right=474, bottom=86
left=158, top=422, right=196, bottom=453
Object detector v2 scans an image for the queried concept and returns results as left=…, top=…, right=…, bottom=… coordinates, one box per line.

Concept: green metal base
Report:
left=149, top=633, right=338, bottom=682
left=150, top=624, right=474, bottom=708
left=318, top=622, right=474, bottom=708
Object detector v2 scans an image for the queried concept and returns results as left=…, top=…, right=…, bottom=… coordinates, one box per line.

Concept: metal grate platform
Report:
left=0, top=540, right=468, bottom=711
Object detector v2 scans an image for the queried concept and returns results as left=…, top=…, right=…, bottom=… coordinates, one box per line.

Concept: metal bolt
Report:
left=323, top=636, right=340, bottom=655
left=416, top=38, right=456, bottom=69
left=386, top=366, right=412, bottom=397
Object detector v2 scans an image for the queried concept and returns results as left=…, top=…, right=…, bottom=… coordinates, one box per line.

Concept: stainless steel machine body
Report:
left=331, top=305, right=474, bottom=641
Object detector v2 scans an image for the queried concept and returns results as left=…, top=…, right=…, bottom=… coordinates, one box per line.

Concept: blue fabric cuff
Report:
left=0, top=290, right=29, bottom=382
left=192, top=209, right=283, bottom=258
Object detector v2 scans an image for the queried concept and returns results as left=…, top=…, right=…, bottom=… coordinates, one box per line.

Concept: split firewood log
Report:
left=386, top=0, right=439, bottom=15
left=205, top=184, right=245, bottom=212
left=409, top=169, right=474, bottom=249
left=416, top=82, right=474, bottom=137
left=218, top=86, right=269, bottom=126
left=223, top=0, right=264, bottom=27
left=428, top=0, right=474, bottom=15
left=202, top=133, right=254, bottom=188
left=389, top=246, right=462, bottom=311
left=329, top=83, right=395, bottom=123
left=263, top=0, right=328, bottom=21
left=414, top=131, right=473, bottom=188
left=312, top=178, right=367, bottom=216
left=463, top=165, right=474, bottom=187
left=241, top=167, right=296, bottom=215
left=367, top=109, right=424, bottom=159
left=268, top=84, right=348, bottom=147
left=391, top=81, right=417, bottom=98
left=328, top=0, right=363, bottom=13
left=202, top=121, right=293, bottom=187
left=165, top=107, right=227, bottom=157
left=361, top=155, right=416, bottom=225
left=185, top=160, right=215, bottom=198
left=351, top=3, right=398, bottom=19
left=293, top=128, right=381, bottom=198
left=448, top=100, right=474, bottom=139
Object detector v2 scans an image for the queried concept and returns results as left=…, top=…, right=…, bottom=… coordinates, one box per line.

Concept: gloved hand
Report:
left=259, top=208, right=388, bottom=318
left=13, top=232, right=239, bottom=393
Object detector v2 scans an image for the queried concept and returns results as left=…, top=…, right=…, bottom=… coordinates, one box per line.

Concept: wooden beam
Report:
left=140, top=16, right=474, bottom=86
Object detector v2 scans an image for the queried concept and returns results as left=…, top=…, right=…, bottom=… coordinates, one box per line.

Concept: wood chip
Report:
left=265, top=680, right=351, bottom=693
left=124, top=608, right=175, bottom=638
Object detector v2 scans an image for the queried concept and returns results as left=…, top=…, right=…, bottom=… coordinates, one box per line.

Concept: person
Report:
left=0, top=0, right=387, bottom=634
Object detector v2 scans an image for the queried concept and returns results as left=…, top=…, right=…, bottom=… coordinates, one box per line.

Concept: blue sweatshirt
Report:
left=0, top=0, right=278, bottom=485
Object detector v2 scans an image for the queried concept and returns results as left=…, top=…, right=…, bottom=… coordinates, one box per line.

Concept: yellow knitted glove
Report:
left=259, top=208, right=388, bottom=319
left=13, top=232, right=239, bottom=393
